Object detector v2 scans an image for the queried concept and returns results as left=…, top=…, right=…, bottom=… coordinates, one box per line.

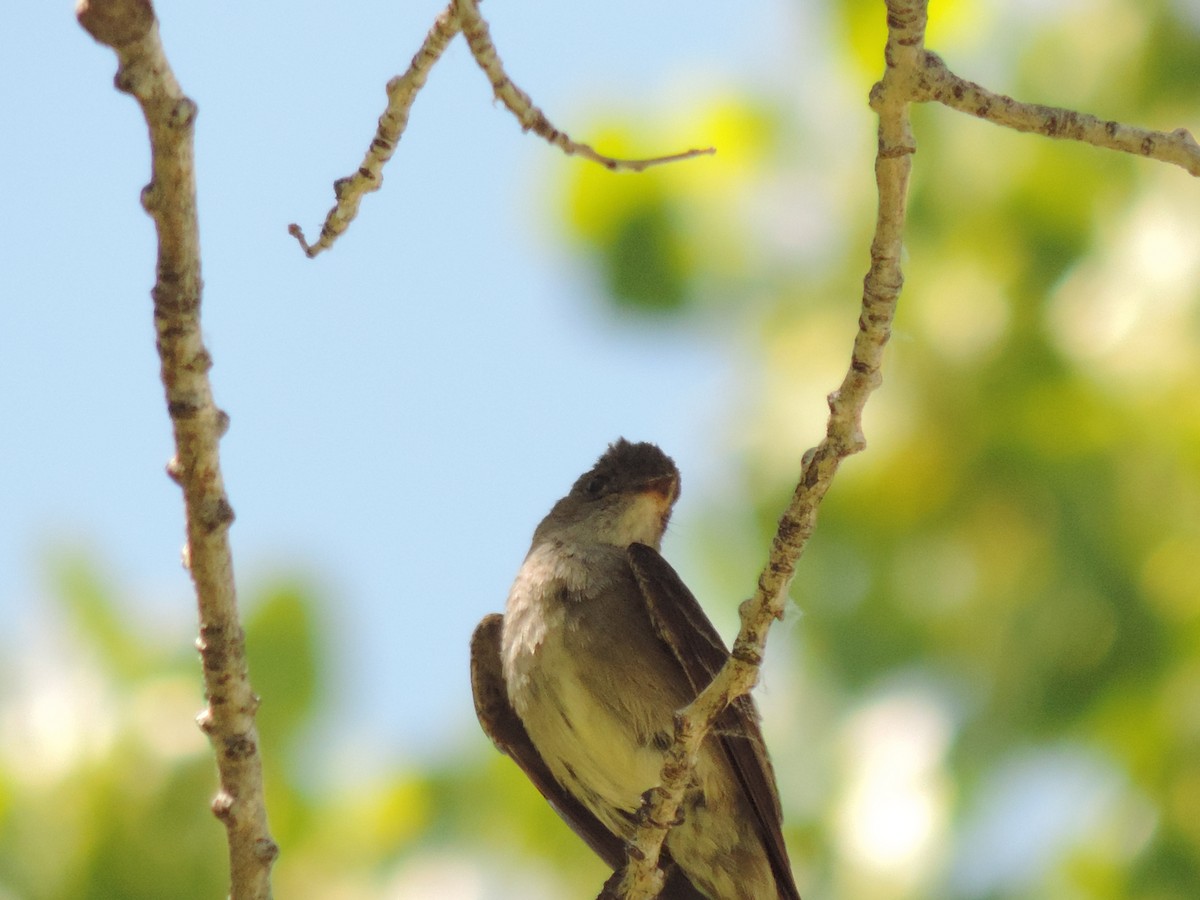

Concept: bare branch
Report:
left=918, top=51, right=1200, bottom=177
left=77, top=1, right=277, bottom=897
left=453, top=0, right=714, bottom=172
left=614, top=2, right=927, bottom=897
left=288, top=4, right=462, bottom=258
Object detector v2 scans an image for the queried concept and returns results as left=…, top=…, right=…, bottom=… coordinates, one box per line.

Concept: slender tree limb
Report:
left=453, top=0, right=714, bottom=172
left=613, top=2, right=927, bottom=897
left=291, top=0, right=713, bottom=257
left=288, top=4, right=462, bottom=258
left=615, top=0, right=1200, bottom=893
left=917, top=51, right=1200, bottom=176
left=76, top=1, right=277, bottom=897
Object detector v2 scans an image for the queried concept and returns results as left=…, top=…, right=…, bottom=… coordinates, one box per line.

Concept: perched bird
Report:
left=471, top=439, right=800, bottom=899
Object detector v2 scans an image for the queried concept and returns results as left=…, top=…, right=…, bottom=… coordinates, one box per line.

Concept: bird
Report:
left=470, top=439, right=801, bottom=899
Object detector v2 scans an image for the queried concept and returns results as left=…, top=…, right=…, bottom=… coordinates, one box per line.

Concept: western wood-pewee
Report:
left=471, top=439, right=800, bottom=899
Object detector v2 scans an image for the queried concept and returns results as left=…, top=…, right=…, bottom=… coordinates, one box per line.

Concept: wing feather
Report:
left=627, top=543, right=802, bottom=900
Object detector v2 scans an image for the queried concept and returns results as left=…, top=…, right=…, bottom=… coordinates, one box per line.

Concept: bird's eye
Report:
left=585, top=475, right=608, bottom=496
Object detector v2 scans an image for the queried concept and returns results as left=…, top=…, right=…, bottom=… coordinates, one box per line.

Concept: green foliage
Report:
left=244, top=581, right=321, bottom=756
left=0, top=554, right=227, bottom=899
left=50, top=554, right=161, bottom=684
left=602, top=196, right=689, bottom=313
left=0, top=558, right=593, bottom=898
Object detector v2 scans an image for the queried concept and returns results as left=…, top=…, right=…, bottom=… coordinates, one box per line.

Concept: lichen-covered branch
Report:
left=291, top=0, right=713, bottom=258
left=288, top=4, right=462, bottom=258
left=613, top=2, right=927, bottom=897
left=76, top=1, right=276, bottom=897
left=917, top=51, right=1200, bottom=176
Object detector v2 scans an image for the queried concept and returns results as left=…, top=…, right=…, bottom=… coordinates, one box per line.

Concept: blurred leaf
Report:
left=48, top=551, right=155, bottom=682
left=244, top=579, right=322, bottom=746
left=602, top=197, right=689, bottom=312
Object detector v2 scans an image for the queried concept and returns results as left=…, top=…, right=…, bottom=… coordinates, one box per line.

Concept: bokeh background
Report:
left=3, top=0, right=1199, bottom=897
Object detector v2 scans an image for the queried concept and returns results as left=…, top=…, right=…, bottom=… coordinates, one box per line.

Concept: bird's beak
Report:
left=641, top=473, right=679, bottom=504
left=622, top=474, right=678, bottom=546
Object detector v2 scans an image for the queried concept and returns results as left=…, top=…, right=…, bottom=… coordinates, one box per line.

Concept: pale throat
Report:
left=609, top=491, right=673, bottom=549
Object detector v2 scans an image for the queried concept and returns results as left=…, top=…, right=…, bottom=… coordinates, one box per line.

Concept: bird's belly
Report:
left=509, top=628, right=664, bottom=837
left=515, top=644, right=779, bottom=900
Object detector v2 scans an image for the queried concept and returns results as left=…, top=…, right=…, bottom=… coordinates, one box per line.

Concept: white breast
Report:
left=501, top=542, right=664, bottom=835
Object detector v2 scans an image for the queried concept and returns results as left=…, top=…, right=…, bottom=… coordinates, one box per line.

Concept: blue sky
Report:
left=2, top=0, right=793, bottom=762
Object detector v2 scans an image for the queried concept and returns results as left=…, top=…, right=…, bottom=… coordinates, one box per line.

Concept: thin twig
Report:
left=917, top=51, right=1200, bottom=177
left=77, top=1, right=277, bottom=897
left=613, top=1, right=927, bottom=897
left=454, top=0, right=714, bottom=172
left=289, top=4, right=462, bottom=257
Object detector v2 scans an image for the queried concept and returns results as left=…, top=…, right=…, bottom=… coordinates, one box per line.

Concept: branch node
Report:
left=139, top=181, right=157, bottom=212
left=224, top=733, right=257, bottom=761
left=211, top=791, right=236, bottom=822
left=200, top=497, right=236, bottom=533
left=113, top=66, right=137, bottom=95
left=731, top=641, right=764, bottom=668
left=76, top=0, right=154, bottom=49
left=170, top=97, right=198, bottom=129
left=166, top=397, right=201, bottom=419
left=255, top=838, right=280, bottom=864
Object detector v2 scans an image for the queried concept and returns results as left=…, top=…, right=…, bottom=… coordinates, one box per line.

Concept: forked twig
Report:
left=290, top=0, right=713, bottom=258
